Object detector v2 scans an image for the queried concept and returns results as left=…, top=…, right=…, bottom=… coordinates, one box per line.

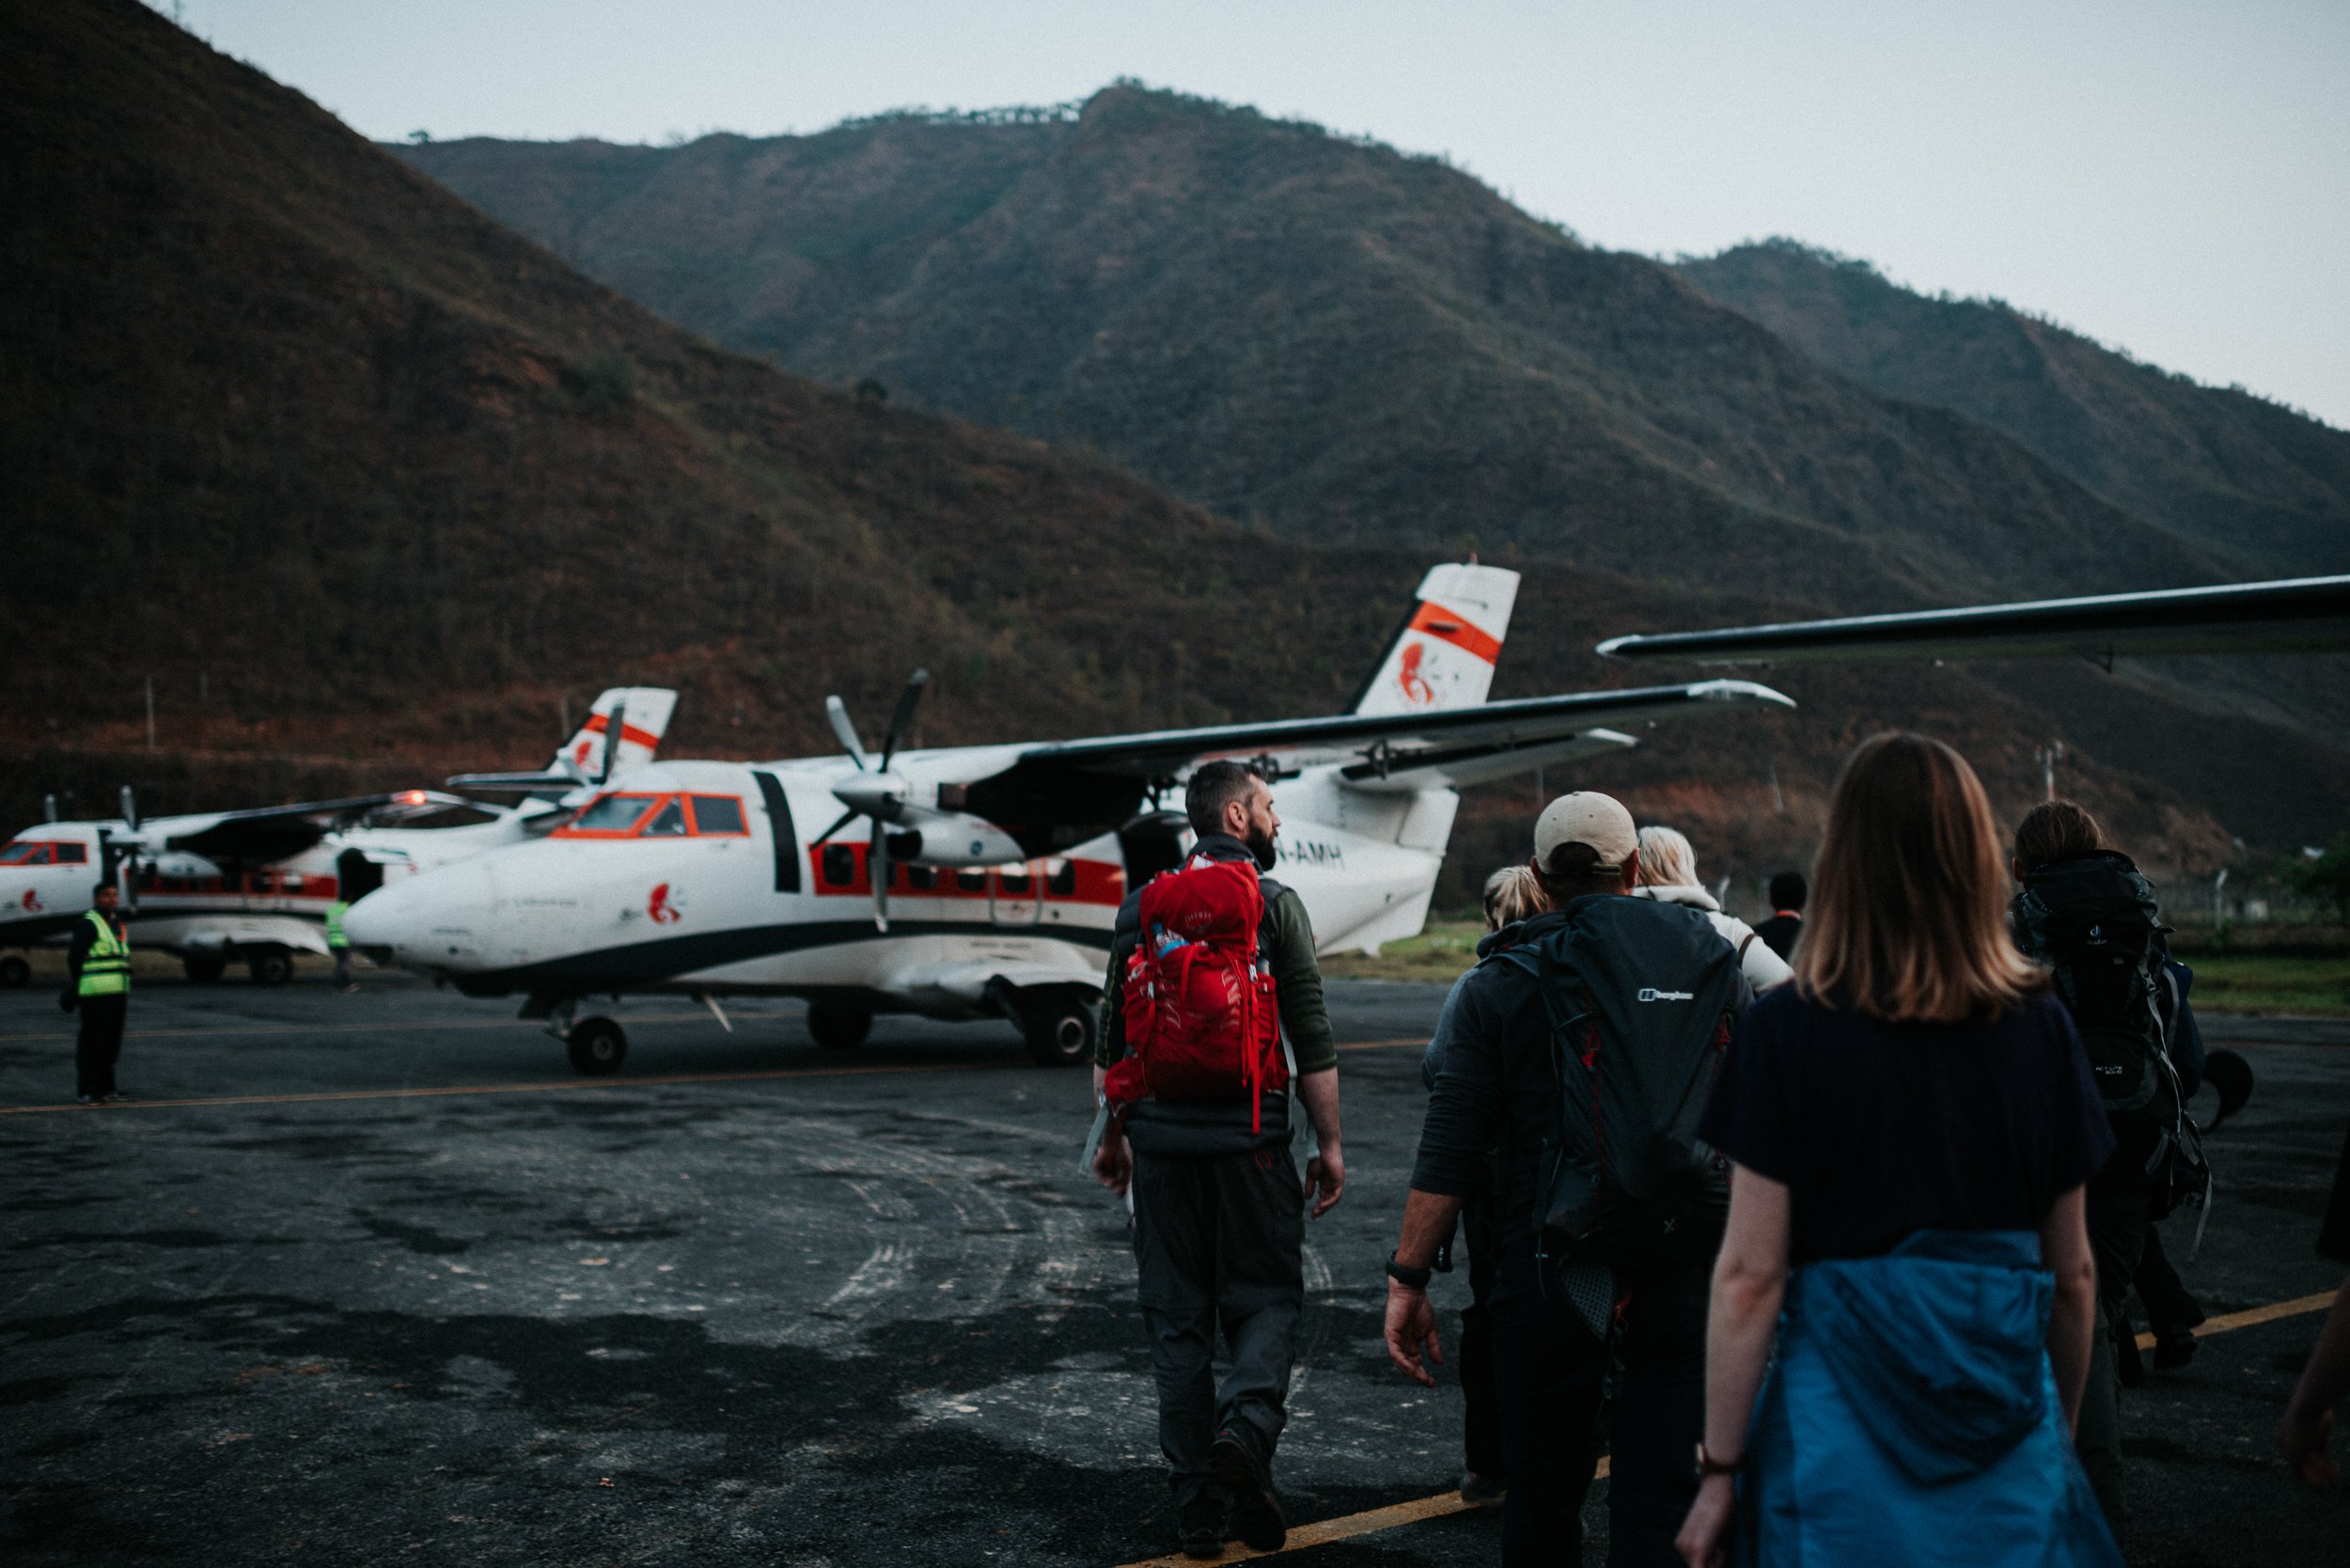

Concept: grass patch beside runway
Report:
left=1327, top=924, right=2350, bottom=1017
left=2177, top=951, right=2350, bottom=1016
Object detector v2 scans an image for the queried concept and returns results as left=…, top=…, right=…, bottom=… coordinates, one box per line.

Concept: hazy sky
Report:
left=164, top=1, right=2349, bottom=429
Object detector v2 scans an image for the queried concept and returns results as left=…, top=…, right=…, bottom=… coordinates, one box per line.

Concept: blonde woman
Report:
left=1674, top=734, right=2119, bottom=1567
left=1634, top=826, right=1794, bottom=993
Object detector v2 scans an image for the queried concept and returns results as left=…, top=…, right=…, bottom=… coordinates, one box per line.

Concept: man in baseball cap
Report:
left=1382, top=791, right=1756, bottom=1566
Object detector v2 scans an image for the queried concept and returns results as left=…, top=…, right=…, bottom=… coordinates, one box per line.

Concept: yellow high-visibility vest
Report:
left=325, top=901, right=351, bottom=950
left=77, top=909, right=131, bottom=997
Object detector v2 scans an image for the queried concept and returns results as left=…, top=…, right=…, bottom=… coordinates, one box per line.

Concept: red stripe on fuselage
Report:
left=1408, top=601, right=1503, bottom=665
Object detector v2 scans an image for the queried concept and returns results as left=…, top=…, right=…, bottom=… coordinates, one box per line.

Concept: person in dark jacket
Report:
left=64, top=882, right=133, bottom=1103
left=1091, top=760, right=1344, bottom=1560
left=1420, top=865, right=1551, bottom=1509
left=1752, top=870, right=1806, bottom=962
left=1386, top=792, right=1750, bottom=1567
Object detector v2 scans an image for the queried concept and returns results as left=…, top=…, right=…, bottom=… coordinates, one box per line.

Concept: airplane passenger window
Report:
left=998, top=869, right=1032, bottom=895
left=55, top=842, right=86, bottom=863
left=905, top=865, right=936, bottom=890
left=956, top=869, right=987, bottom=893
left=822, top=844, right=856, bottom=887
left=0, top=842, right=53, bottom=865
left=641, top=800, right=688, bottom=837
left=568, top=793, right=661, bottom=833
left=1046, top=860, right=1077, bottom=897
left=687, top=795, right=745, bottom=835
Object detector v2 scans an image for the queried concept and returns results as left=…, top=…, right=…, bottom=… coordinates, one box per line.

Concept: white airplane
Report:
left=0, top=688, right=677, bottom=988
left=345, top=565, right=1794, bottom=1074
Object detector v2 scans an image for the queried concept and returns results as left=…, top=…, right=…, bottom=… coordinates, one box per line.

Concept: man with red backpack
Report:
left=1385, top=792, right=1754, bottom=1567
left=1091, top=760, right=1345, bottom=1560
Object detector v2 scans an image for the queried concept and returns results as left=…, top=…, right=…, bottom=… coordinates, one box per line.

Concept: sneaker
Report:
left=1209, top=1432, right=1284, bottom=1553
left=1459, top=1469, right=1509, bottom=1507
left=1177, top=1494, right=1228, bottom=1560
left=2152, top=1332, right=2198, bottom=1371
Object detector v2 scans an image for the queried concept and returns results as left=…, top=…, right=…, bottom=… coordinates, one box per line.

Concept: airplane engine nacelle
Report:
left=882, top=807, right=1026, bottom=868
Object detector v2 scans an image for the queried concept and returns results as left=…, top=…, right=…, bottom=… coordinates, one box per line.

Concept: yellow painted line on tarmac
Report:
left=1120, top=1459, right=1608, bottom=1567
left=2135, top=1290, right=2339, bottom=1351
left=1130, top=1283, right=2350, bottom=1567
left=0, top=1038, right=1425, bottom=1117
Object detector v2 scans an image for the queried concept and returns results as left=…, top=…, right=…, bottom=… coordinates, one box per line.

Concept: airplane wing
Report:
left=1593, top=576, right=2350, bottom=666
left=157, top=790, right=470, bottom=863
left=961, top=679, right=1792, bottom=841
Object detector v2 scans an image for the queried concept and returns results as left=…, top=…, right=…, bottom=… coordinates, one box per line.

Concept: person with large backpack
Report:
left=1385, top=792, right=1753, bottom=1566
left=1089, top=760, right=1344, bottom=1560
left=2008, top=798, right=2205, bottom=1533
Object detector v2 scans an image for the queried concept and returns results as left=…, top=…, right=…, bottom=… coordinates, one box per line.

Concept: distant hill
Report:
left=399, top=91, right=2263, bottom=614
left=1675, top=240, right=2350, bottom=579
left=4, top=3, right=2342, bottom=898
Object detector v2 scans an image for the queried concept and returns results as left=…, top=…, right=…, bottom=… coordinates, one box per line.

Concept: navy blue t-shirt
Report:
left=1699, top=987, right=2115, bottom=1263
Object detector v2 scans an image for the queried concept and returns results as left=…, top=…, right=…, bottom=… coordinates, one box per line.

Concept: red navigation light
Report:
left=398, top=790, right=428, bottom=805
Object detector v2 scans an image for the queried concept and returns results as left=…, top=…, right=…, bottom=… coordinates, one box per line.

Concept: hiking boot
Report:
left=1209, top=1432, right=1284, bottom=1552
left=2152, top=1332, right=2198, bottom=1371
left=1459, top=1470, right=1508, bottom=1508
left=1177, top=1494, right=1228, bottom=1560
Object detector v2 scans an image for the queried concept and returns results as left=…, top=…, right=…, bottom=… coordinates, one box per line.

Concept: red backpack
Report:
left=1102, top=855, right=1289, bottom=1133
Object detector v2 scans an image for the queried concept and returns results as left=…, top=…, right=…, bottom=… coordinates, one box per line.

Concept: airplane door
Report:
left=990, top=862, right=1042, bottom=926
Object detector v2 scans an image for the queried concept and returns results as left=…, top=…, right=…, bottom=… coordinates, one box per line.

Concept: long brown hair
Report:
left=1796, top=732, right=2046, bottom=1023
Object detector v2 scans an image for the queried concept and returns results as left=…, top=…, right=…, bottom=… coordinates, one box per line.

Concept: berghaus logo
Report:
left=1637, top=988, right=1696, bottom=1002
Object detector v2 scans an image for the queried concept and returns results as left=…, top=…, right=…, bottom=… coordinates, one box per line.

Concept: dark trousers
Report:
left=2132, top=1227, right=2202, bottom=1340
left=1490, top=1244, right=1708, bottom=1568
left=333, top=949, right=352, bottom=987
left=2079, top=1130, right=2156, bottom=1529
left=1130, top=1148, right=1305, bottom=1510
left=75, top=995, right=127, bottom=1098
left=1458, top=1190, right=1506, bottom=1479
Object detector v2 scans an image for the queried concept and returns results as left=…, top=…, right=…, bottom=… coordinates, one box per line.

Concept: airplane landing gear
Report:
left=1021, top=989, right=1098, bottom=1068
left=181, top=955, right=226, bottom=984
left=0, top=955, right=28, bottom=989
left=566, top=1016, right=627, bottom=1075
left=807, top=1001, right=871, bottom=1051
left=244, top=946, right=293, bottom=985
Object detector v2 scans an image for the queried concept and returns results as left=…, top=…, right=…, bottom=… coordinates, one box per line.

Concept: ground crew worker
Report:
left=1090, top=760, right=1346, bottom=1560
left=65, top=882, right=132, bottom=1103
left=326, top=896, right=355, bottom=992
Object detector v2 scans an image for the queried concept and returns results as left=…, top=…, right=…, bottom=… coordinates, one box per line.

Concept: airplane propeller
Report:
left=810, top=668, right=929, bottom=931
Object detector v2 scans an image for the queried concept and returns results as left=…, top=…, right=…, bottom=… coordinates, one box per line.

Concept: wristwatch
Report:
left=1385, top=1252, right=1433, bottom=1291
left=1694, top=1441, right=1744, bottom=1480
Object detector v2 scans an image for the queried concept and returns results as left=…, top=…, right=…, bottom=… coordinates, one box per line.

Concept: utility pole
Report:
left=2033, top=740, right=2064, bottom=802
left=145, top=674, right=156, bottom=752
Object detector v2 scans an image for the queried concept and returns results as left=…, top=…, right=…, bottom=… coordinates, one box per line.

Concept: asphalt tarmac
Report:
left=2, top=970, right=2345, bottom=1567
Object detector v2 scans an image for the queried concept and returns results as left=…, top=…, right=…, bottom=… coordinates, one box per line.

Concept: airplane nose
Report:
left=343, top=862, right=494, bottom=969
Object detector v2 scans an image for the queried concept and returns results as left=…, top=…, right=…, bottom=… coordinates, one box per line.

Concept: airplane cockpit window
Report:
left=0, top=841, right=54, bottom=865
left=55, top=841, right=86, bottom=863
left=566, top=793, right=661, bottom=835
left=641, top=799, right=689, bottom=837
left=687, top=795, right=745, bottom=835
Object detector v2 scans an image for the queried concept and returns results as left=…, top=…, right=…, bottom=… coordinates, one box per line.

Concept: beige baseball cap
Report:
left=1534, top=792, right=1638, bottom=872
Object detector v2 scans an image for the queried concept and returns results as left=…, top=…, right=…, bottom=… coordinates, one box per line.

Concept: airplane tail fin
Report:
left=556, top=688, right=679, bottom=779
left=1348, top=564, right=1521, bottom=716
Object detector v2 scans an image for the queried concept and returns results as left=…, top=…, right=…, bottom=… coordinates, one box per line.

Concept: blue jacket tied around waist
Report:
left=1738, top=1230, right=2122, bottom=1567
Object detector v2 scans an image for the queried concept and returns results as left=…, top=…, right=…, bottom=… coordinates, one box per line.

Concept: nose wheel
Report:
left=566, top=1016, right=628, bottom=1074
